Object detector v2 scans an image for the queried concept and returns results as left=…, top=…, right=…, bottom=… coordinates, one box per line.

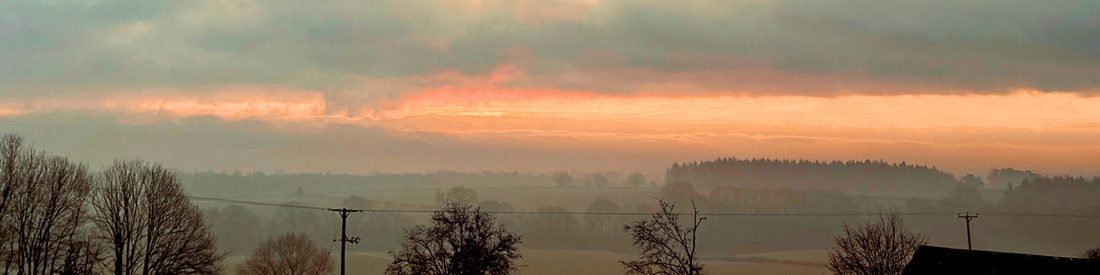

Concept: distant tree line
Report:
left=1001, top=176, right=1100, bottom=213
left=551, top=171, right=655, bottom=188
left=665, top=157, right=958, bottom=193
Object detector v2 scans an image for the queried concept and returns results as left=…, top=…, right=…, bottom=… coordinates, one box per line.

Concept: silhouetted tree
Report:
left=0, top=134, right=23, bottom=272
left=625, top=172, right=646, bottom=188
left=58, top=235, right=104, bottom=275
left=621, top=199, right=706, bottom=275
left=826, top=209, right=927, bottom=275
left=435, top=186, right=479, bottom=206
left=1084, top=246, right=1100, bottom=260
left=92, top=159, right=224, bottom=275
left=236, top=233, right=333, bottom=275
left=386, top=203, right=521, bottom=275
left=552, top=171, right=574, bottom=187
left=1, top=134, right=99, bottom=275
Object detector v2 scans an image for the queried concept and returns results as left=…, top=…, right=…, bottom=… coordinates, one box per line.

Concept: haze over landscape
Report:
left=1, top=0, right=1099, bottom=274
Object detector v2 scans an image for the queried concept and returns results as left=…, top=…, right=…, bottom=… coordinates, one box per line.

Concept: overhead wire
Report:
left=193, top=196, right=329, bottom=210
left=213, top=186, right=659, bottom=200
left=190, top=196, right=1100, bottom=218
left=324, top=210, right=337, bottom=254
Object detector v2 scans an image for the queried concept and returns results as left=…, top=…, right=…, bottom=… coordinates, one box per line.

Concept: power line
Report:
left=191, top=196, right=330, bottom=210
left=979, top=212, right=1100, bottom=218
left=213, top=186, right=659, bottom=200
left=190, top=196, right=1100, bottom=218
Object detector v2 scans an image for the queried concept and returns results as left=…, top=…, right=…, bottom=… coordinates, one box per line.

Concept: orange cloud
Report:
left=375, top=89, right=1100, bottom=129
left=3, top=84, right=1100, bottom=176
left=4, top=83, right=1100, bottom=131
left=365, top=116, right=1100, bottom=176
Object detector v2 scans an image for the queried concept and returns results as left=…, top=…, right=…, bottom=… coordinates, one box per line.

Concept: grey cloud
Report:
left=1, top=0, right=1097, bottom=101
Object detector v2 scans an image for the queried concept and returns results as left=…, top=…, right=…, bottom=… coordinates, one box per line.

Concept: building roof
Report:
left=901, top=245, right=1100, bottom=275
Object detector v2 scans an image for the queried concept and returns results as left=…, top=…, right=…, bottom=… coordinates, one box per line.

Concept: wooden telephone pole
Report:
left=330, top=208, right=362, bottom=275
left=958, top=212, right=977, bottom=250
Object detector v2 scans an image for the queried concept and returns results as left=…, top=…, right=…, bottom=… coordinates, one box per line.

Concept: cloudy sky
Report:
left=1, top=0, right=1098, bottom=177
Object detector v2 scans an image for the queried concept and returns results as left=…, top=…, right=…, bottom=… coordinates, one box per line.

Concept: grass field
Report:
left=224, top=249, right=830, bottom=275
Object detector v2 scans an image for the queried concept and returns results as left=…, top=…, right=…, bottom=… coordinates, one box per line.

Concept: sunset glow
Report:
left=5, top=90, right=1099, bottom=131
left=381, top=90, right=1100, bottom=129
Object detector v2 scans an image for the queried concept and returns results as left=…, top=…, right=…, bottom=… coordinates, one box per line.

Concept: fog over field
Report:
left=179, top=163, right=1099, bottom=261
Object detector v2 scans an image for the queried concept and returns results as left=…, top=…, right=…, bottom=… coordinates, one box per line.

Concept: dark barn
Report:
left=902, top=245, right=1100, bottom=275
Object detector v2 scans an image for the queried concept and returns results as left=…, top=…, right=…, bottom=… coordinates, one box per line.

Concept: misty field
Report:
left=223, top=250, right=829, bottom=275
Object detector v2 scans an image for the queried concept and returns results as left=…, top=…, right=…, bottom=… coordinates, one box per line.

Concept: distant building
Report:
left=902, top=245, right=1100, bottom=275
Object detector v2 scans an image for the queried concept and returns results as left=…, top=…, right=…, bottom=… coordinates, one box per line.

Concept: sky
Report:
left=1, top=0, right=1099, bottom=177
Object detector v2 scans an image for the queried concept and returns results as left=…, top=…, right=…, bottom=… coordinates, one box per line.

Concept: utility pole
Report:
left=330, top=208, right=362, bottom=275
left=958, top=212, right=977, bottom=250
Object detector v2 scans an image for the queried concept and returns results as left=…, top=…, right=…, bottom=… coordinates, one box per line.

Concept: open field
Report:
left=224, top=249, right=830, bottom=275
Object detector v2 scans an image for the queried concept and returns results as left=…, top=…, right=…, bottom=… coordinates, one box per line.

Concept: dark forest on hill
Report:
left=664, top=158, right=959, bottom=194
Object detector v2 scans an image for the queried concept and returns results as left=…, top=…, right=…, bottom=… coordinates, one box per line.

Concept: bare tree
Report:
left=827, top=209, right=928, bottom=275
left=0, top=134, right=24, bottom=270
left=93, top=160, right=145, bottom=275
left=236, top=233, right=333, bottom=275
left=59, top=230, right=104, bottom=275
left=386, top=202, right=522, bottom=275
left=621, top=199, right=706, bottom=275
left=1083, top=246, right=1100, bottom=260
left=92, top=159, right=224, bottom=275
left=0, top=134, right=99, bottom=275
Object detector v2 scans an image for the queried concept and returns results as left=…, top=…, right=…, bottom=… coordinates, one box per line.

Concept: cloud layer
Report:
left=3, top=0, right=1099, bottom=107
left=2, top=0, right=1099, bottom=177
